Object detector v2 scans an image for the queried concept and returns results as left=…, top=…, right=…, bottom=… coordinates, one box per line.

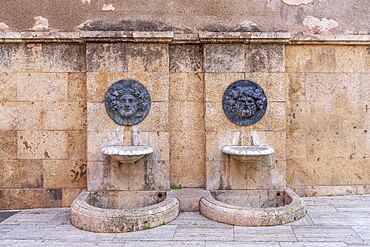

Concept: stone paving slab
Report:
left=114, top=225, right=177, bottom=241
left=234, top=225, right=297, bottom=242
left=292, top=226, right=363, bottom=244
left=1, top=195, right=370, bottom=246
left=279, top=242, right=348, bottom=247
left=174, top=226, right=234, bottom=241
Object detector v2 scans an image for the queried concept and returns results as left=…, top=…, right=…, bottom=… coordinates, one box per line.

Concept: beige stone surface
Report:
left=205, top=73, right=245, bottom=102
left=0, top=39, right=369, bottom=209
left=127, top=43, right=168, bottom=73
left=43, top=160, right=87, bottom=189
left=0, top=130, right=17, bottom=160
left=204, top=44, right=245, bottom=73
left=245, top=44, right=285, bottom=73
left=169, top=45, right=203, bottom=73
left=0, top=160, right=43, bottom=189
left=86, top=43, right=128, bottom=72
left=169, top=73, right=204, bottom=102
left=17, top=131, right=68, bottom=160
left=0, top=72, right=17, bottom=102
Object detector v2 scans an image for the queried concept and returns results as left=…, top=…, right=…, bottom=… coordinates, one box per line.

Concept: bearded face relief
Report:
left=222, top=80, right=267, bottom=126
left=105, top=79, right=151, bottom=126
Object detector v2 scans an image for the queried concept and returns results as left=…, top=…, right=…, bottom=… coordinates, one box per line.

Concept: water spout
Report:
left=250, top=131, right=260, bottom=146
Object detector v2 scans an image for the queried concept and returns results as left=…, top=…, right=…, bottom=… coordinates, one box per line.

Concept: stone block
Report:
left=305, top=73, right=360, bottom=103
left=286, top=130, right=307, bottom=159
left=169, top=44, right=203, bottom=72
left=244, top=73, right=286, bottom=101
left=127, top=71, right=169, bottom=102
left=285, top=45, right=336, bottom=73
left=286, top=73, right=306, bottom=102
left=204, top=44, right=245, bottom=72
left=170, top=158, right=206, bottom=188
left=86, top=43, right=127, bottom=72
left=0, top=160, right=43, bottom=189
left=205, top=73, right=245, bottom=102
left=0, top=130, right=17, bottom=160
left=0, top=189, right=62, bottom=209
left=286, top=101, right=309, bottom=131
left=128, top=43, right=168, bottom=73
left=306, top=130, right=335, bottom=158
left=67, top=131, right=87, bottom=160
left=287, top=158, right=332, bottom=187
left=170, top=130, right=205, bottom=160
left=44, top=102, right=86, bottom=130
left=41, top=43, right=85, bottom=72
left=68, top=72, right=87, bottom=102
left=330, top=158, right=370, bottom=185
left=132, top=101, right=169, bottom=132
left=17, top=131, right=68, bottom=160
left=87, top=102, right=122, bottom=132
left=87, top=72, right=128, bottom=102
left=0, top=103, right=17, bottom=130
left=0, top=44, right=24, bottom=72
left=170, top=101, right=204, bottom=131
left=360, top=73, right=370, bottom=102
left=62, top=188, right=82, bottom=207
left=169, top=73, right=204, bottom=102
left=87, top=131, right=123, bottom=161
left=43, top=160, right=86, bottom=189
left=16, top=102, right=44, bottom=130
left=16, top=73, right=69, bottom=102
left=335, top=46, right=366, bottom=73
left=252, top=101, right=286, bottom=131
left=147, top=131, right=170, bottom=161
left=206, top=160, right=223, bottom=190
left=245, top=44, right=285, bottom=73
left=0, top=72, right=17, bottom=101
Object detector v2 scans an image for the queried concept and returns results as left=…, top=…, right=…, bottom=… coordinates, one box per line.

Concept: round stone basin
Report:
left=101, top=145, right=153, bottom=164
left=200, top=188, right=306, bottom=226
left=71, top=190, right=179, bottom=233
left=222, top=145, right=274, bottom=162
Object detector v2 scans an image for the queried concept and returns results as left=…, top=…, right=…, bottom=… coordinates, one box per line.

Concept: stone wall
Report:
left=0, top=32, right=369, bottom=209
left=286, top=45, right=370, bottom=196
left=0, top=43, right=87, bottom=208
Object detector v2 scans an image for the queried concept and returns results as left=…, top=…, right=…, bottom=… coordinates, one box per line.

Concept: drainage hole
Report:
left=276, top=192, right=281, bottom=197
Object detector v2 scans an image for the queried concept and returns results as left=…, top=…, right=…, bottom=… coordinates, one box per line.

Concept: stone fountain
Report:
left=200, top=80, right=306, bottom=226
left=71, top=79, right=179, bottom=232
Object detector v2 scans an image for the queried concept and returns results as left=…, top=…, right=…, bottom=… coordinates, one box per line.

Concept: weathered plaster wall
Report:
left=0, top=36, right=369, bottom=209
left=0, top=0, right=369, bottom=34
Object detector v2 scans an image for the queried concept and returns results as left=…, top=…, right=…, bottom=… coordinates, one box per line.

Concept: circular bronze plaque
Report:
left=104, top=79, right=151, bottom=126
left=222, top=80, right=267, bottom=126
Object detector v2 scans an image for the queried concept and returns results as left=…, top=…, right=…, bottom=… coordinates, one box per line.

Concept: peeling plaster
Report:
left=32, top=16, right=49, bottom=31
left=102, top=3, right=115, bottom=11
left=303, top=16, right=339, bottom=32
left=0, top=22, right=9, bottom=31
left=239, top=20, right=259, bottom=30
left=281, top=0, right=313, bottom=5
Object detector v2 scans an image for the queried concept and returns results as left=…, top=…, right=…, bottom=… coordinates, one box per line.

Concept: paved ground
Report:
left=1, top=195, right=370, bottom=247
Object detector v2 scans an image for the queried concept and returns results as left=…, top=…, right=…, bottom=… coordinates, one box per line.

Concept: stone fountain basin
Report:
left=101, top=145, right=153, bottom=164
left=71, top=190, right=179, bottom=233
left=200, top=188, right=306, bottom=226
left=222, top=145, right=274, bottom=162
